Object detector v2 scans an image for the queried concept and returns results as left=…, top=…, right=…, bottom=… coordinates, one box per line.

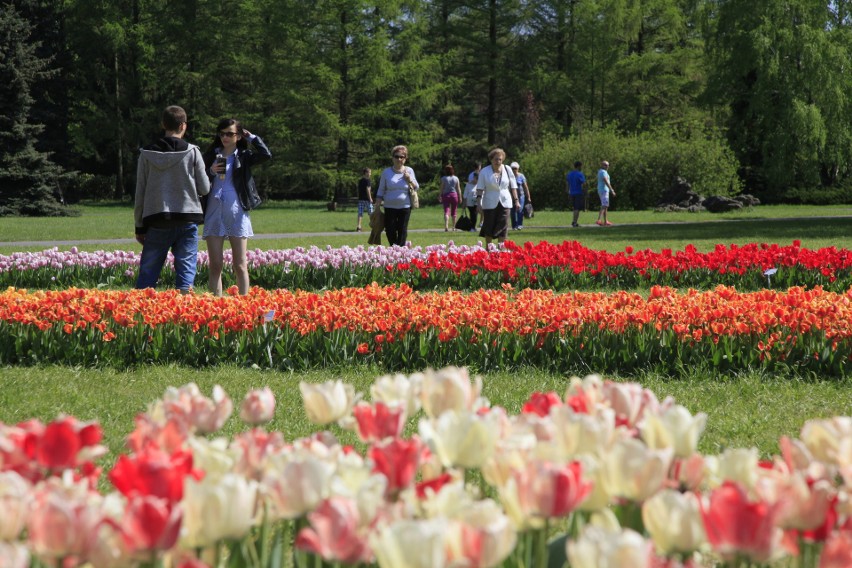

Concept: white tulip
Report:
left=299, top=380, right=359, bottom=425
left=370, top=518, right=449, bottom=568
left=567, top=525, right=652, bottom=568
left=418, top=410, right=500, bottom=469
left=181, top=473, right=258, bottom=549
left=418, top=367, right=483, bottom=418
left=371, top=372, right=422, bottom=417
left=642, top=489, right=706, bottom=555
left=601, top=438, right=673, bottom=502
left=640, top=404, right=707, bottom=458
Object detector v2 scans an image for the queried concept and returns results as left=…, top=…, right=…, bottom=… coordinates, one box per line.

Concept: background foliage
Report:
left=5, top=0, right=852, bottom=215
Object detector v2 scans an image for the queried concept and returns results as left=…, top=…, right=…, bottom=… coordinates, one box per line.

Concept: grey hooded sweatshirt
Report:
left=134, top=136, right=211, bottom=234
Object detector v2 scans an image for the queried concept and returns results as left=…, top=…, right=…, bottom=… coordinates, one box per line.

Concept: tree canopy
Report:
left=6, top=0, right=852, bottom=215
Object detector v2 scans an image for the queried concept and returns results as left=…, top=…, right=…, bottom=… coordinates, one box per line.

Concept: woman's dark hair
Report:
left=443, top=164, right=455, bottom=176
left=207, top=118, right=247, bottom=152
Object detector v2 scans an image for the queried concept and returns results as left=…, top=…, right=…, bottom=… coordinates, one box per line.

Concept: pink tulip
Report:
left=352, top=401, right=406, bottom=443
left=161, top=383, right=233, bottom=434
left=126, top=412, right=189, bottom=454
left=453, top=500, right=517, bottom=568
left=239, top=387, right=276, bottom=425
left=370, top=437, right=426, bottom=498
left=121, top=494, right=182, bottom=554
left=819, top=530, right=852, bottom=568
left=0, top=542, right=30, bottom=568
left=508, top=459, right=593, bottom=519
left=230, top=428, right=287, bottom=481
left=295, top=497, right=374, bottom=564
left=263, top=454, right=336, bottom=520
left=27, top=478, right=103, bottom=561
left=0, top=471, right=31, bottom=541
left=601, top=381, right=665, bottom=430
left=700, top=481, right=780, bottom=563
left=109, top=447, right=198, bottom=503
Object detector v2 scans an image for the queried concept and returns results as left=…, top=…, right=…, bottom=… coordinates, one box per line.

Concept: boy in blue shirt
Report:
left=566, top=161, right=586, bottom=227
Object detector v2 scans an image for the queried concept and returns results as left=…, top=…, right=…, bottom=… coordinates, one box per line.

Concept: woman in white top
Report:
left=375, top=145, right=419, bottom=246
left=475, top=148, right=520, bottom=246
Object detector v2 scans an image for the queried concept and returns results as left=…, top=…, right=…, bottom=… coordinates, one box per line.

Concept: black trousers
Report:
left=384, top=207, right=412, bottom=247
left=467, top=205, right=478, bottom=227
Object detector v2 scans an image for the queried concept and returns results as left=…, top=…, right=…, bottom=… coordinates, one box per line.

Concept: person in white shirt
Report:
left=475, top=148, right=521, bottom=246
left=375, top=145, right=419, bottom=246
left=596, top=160, right=617, bottom=226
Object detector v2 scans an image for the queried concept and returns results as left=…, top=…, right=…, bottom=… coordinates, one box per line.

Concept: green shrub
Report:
left=783, top=183, right=852, bottom=205
left=520, top=126, right=742, bottom=210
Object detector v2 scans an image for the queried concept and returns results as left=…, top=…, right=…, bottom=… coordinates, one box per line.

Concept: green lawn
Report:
left=1, top=200, right=851, bottom=253
left=0, top=202, right=851, bottom=461
left=0, top=365, right=848, bottom=466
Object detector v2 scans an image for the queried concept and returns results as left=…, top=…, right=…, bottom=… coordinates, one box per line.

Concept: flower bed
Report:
left=2, top=240, right=850, bottom=291
left=2, top=367, right=851, bottom=568
left=1, top=285, right=850, bottom=375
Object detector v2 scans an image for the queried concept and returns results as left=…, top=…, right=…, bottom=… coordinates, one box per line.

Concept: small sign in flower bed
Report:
left=1, top=240, right=850, bottom=291
left=1, top=284, right=850, bottom=375
left=3, top=366, right=852, bottom=567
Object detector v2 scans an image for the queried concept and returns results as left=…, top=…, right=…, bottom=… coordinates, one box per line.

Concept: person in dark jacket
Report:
left=202, top=118, right=271, bottom=295
left=134, top=105, right=210, bottom=292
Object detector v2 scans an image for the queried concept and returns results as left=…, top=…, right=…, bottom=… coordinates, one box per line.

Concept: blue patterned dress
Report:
left=203, top=152, right=254, bottom=238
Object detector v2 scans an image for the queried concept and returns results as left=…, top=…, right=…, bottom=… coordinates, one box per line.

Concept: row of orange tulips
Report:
left=2, top=284, right=850, bottom=374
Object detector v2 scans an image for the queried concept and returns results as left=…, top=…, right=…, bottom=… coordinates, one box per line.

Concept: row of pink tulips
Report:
left=2, top=366, right=852, bottom=567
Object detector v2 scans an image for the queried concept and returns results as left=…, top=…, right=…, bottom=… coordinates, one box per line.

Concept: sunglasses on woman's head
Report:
left=220, top=131, right=239, bottom=138
left=393, top=154, right=406, bottom=159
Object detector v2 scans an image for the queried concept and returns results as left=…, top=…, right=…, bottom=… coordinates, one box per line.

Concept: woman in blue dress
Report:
left=202, top=118, right=271, bottom=295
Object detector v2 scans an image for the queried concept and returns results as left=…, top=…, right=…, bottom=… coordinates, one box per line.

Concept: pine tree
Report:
left=0, top=2, right=71, bottom=216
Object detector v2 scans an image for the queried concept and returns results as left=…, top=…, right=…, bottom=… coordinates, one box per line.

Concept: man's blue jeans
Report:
left=135, top=224, right=199, bottom=291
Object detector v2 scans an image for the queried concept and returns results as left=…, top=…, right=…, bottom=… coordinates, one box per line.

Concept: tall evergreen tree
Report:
left=0, top=2, right=69, bottom=216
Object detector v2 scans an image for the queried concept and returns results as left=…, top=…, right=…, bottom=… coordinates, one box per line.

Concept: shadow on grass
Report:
left=539, top=216, right=852, bottom=245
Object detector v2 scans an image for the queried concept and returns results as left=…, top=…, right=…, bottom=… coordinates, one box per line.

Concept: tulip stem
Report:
left=535, top=521, right=549, bottom=568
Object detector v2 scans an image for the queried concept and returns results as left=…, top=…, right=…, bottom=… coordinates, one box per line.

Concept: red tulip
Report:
left=700, top=481, right=780, bottom=563
left=121, top=495, right=182, bottom=553
left=521, top=391, right=562, bottom=417
left=352, top=401, right=406, bottom=443
left=108, top=447, right=197, bottom=503
left=369, top=437, right=425, bottom=497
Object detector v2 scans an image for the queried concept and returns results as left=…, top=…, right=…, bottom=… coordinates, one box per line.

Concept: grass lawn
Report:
left=0, top=202, right=851, bottom=462
left=1, top=200, right=851, bottom=253
left=0, top=365, right=848, bottom=466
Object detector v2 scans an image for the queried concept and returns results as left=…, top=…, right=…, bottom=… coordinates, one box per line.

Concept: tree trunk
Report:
left=487, top=0, right=497, bottom=145
left=114, top=51, right=125, bottom=199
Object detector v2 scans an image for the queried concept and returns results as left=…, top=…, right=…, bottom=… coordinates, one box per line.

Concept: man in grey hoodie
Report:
left=134, top=105, right=210, bottom=291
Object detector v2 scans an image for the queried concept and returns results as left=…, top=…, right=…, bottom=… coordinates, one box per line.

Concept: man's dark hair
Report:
left=162, top=106, right=187, bottom=131
left=574, top=161, right=582, bottom=168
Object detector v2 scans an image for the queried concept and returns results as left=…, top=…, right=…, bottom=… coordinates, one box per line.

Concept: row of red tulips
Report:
left=1, top=284, right=850, bottom=375
left=1, top=241, right=850, bottom=291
